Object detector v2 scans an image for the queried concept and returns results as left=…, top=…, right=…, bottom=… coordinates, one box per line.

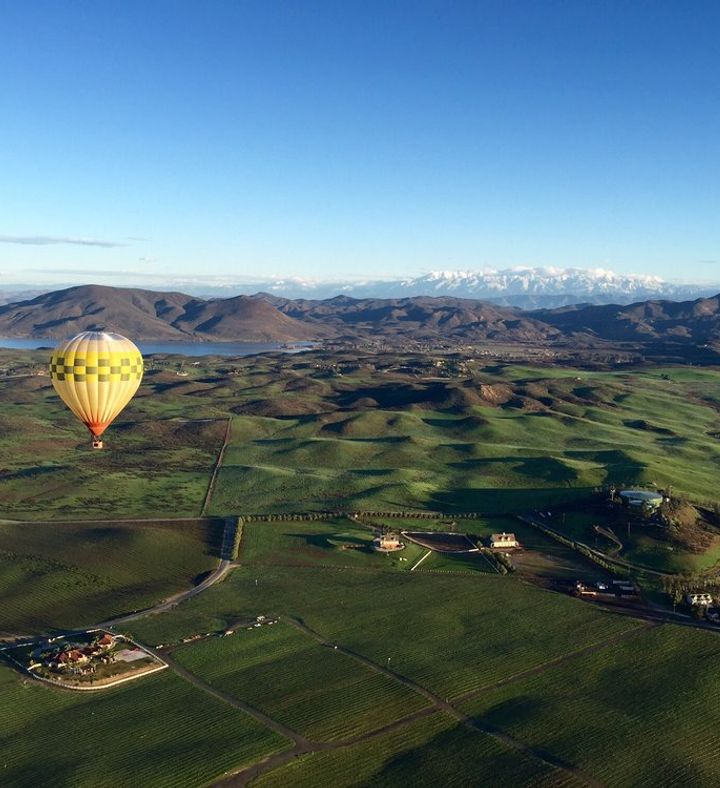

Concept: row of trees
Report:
left=242, top=510, right=488, bottom=522
left=229, top=517, right=243, bottom=560
left=518, top=515, right=629, bottom=578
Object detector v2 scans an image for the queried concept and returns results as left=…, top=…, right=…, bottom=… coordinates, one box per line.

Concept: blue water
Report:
left=0, top=337, right=315, bottom=357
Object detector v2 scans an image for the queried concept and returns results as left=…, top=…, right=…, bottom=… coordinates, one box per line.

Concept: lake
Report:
left=0, top=338, right=315, bottom=357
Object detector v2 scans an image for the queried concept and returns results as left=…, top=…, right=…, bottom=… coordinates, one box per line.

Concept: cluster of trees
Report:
left=476, top=546, right=511, bottom=574
left=662, top=574, right=720, bottom=605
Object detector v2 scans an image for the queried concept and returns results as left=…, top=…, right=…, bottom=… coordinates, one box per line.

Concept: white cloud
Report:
left=0, top=235, right=126, bottom=248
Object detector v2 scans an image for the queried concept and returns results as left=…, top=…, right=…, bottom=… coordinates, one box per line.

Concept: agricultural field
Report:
left=173, top=622, right=430, bottom=741
left=4, top=348, right=720, bottom=785
left=0, top=356, right=227, bottom=519
left=0, top=518, right=223, bottom=634
left=458, top=625, right=720, bottom=787
left=0, top=663, right=289, bottom=787
left=129, top=564, right=644, bottom=700
left=253, top=713, right=581, bottom=788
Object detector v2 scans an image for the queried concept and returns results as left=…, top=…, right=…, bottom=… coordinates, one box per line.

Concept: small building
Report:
left=687, top=592, right=714, bottom=607
left=618, top=489, right=664, bottom=511
left=490, top=532, right=519, bottom=549
left=373, top=532, right=404, bottom=552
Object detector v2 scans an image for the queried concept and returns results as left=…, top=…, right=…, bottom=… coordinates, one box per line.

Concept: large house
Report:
left=373, top=532, right=404, bottom=552
left=490, top=532, right=519, bottom=549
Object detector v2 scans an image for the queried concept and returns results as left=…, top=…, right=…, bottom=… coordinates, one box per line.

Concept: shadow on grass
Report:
left=428, top=487, right=596, bottom=515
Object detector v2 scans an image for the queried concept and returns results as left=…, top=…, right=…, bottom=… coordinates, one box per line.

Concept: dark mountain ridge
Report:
left=0, top=284, right=328, bottom=342
left=1, top=284, right=720, bottom=348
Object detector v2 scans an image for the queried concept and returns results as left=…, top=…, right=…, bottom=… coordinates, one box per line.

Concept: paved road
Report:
left=99, top=517, right=238, bottom=628
left=202, top=417, right=233, bottom=516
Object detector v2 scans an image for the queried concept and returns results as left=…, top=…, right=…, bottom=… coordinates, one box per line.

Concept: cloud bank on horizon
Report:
left=0, top=235, right=126, bottom=248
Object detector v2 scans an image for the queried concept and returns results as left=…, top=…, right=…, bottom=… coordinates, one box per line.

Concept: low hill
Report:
left=532, top=296, right=720, bottom=344
left=0, top=285, right=329, bottom=342
left=259, top=294, right=562, bottom=343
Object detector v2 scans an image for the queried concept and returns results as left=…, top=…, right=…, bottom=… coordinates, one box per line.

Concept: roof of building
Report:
left=491, top=532, right=517, bottom=540
left=619, top=489, right=663, bottom=502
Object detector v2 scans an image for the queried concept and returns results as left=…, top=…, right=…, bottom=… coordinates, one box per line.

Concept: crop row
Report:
left=174, top=623, right=429, bottom=741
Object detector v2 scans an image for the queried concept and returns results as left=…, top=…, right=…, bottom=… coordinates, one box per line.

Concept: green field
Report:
left=458, top=625, right=720, bottom=786
left=208, top=362, right=720, bottom=517
left=253, top=713, right=581, bottom=788
left=129, top=564, right=643, bottom=700
left=0, top=518, right=223, bottom=634
left=173, top=622, right=429, bottom=741
left=239, top=517, right=425, bottom=571
left=3, top=352, right=720, bottom=526
left=4, top=349, right=720, bottom=785
left=0, top=363, right=227, bottom=519
left=0, top=664, right=288, bottom=787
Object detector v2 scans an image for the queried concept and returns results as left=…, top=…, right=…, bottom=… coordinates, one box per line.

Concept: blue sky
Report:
left=1, top=0, right=719, bottom=288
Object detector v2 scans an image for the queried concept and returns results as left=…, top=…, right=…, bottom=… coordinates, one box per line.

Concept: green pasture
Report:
left=239, top=518, right=424, bottom=571
left=0, top=518, right=223, bottom=634
left=211, top=369, right=720, bottom=515
left=4, top=352, right=720, bottom=522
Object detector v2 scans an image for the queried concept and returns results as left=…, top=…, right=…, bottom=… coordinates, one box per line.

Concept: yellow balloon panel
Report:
left=49, top=331, right=143, bottom=438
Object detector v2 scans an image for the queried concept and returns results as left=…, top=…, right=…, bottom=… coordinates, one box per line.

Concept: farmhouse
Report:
left=490, top=532, right=519, bottom=549
left=687, top=592, right=714, bottom=607
left=97, top=633, right=115, bottom=649
left=373, top=532, right=404, bottom=552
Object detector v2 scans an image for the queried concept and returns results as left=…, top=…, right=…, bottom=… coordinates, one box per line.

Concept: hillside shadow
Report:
left=428, top=487, right=596, bottom=514
left=367, top=698, right=547, bottom=783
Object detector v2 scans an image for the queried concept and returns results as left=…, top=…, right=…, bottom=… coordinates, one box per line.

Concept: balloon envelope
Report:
left=50, top=331, right=143, bottom=440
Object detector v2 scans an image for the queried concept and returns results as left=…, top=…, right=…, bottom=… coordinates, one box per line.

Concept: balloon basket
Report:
left=92, top=439, right=104, bottom=449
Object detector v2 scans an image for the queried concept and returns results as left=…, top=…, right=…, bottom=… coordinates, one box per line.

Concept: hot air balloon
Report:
left=49, top=331, right=143, bottom=448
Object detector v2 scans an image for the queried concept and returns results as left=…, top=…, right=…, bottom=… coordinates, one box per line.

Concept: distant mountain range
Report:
left=182, top=267, right=720, bottom=308
left=3, top=284, right=720, bottom=352
left=2, top=267, right=718, bottom=309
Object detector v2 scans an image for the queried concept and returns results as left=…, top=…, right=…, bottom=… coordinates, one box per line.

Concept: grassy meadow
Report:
left=4, top=348, right=720, bottom=785
left=0, top=517, right=223, bottom=634
left=2, top=350, right=720, bottom=522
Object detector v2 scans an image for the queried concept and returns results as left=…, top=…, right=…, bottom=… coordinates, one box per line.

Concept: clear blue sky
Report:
left=1, top=0, right=719, bottom=287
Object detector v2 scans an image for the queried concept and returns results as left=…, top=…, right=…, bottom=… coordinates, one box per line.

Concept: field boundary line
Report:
left=409, top=550, right=432, bottom=571
left=157, top=649, right=311, bottom=747
left=202, top=416, right=233, bottom=516
left=452, top=621, right=657, bottom=706
left=281, top=616, right=603, bottom=788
